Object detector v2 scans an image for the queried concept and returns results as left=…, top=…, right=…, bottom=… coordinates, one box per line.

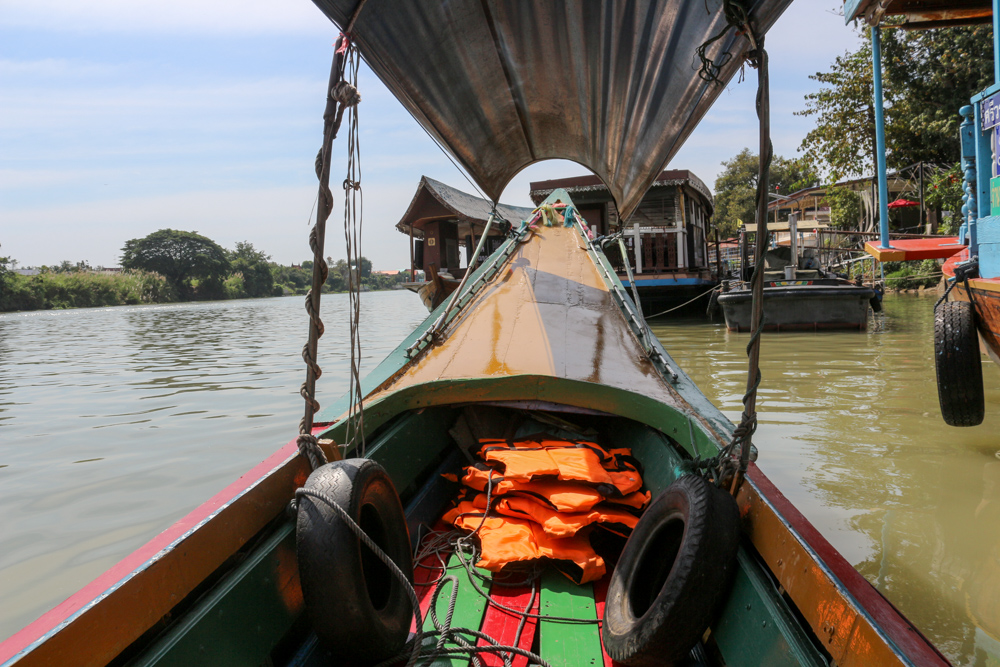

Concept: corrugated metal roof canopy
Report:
left=311, top=0, right=792, bottom=221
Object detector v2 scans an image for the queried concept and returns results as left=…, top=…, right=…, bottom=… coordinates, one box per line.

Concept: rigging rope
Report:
left=704, top=23, right=770, bottom=493
left=296, top=36, right=361, bottom=470
left=342, top=46, right=367, bottom=456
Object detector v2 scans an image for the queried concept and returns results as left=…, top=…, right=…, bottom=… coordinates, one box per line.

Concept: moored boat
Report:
left=718, top=215, right=876, bottom=331
left=852, top=0, right=997, bottom=426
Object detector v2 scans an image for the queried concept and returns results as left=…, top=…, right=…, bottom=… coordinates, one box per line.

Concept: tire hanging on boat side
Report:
left=934, top=300, right=985, bottom=427
left=296, top=458, right=413, bottom=664
left=602, top=474, right=740, bottom=667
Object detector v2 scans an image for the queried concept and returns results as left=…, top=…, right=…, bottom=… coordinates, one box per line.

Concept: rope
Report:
left=296, top=35, right=359, bottom=470
left=696, top=0, right=755, bottom=85
left=712, top=36, right=770, bottom=492
left=644, top=285, right=720, bottom=319
left=342, top=45, right=367, bottom=455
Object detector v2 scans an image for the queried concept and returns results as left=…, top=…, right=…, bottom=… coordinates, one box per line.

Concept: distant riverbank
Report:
left=0, top=269, right=407, bottom=313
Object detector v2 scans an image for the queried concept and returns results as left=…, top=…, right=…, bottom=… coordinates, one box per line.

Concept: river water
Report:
left=1, top=291, right=998, bottom=664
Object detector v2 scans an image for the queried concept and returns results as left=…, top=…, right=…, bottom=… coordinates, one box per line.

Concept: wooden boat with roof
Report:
left=0, top=1, right=956, bottom=666
left=853, top=0, right=996, bottom=427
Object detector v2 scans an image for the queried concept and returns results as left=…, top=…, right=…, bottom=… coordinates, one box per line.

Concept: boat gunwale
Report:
left=0, top=379, right=949, bottom=667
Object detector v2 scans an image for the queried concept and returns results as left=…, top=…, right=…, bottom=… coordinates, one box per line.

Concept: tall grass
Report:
left=0, top=270, right=177, bottom=312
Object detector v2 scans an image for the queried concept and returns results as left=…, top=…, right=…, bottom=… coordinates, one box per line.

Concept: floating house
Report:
left=529, top=170, right=717, bottom=316
left=396, top=176, right=534, bottom=309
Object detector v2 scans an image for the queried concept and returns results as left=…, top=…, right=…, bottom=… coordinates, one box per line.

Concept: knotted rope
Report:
left=296, top=35, right=362, bottom=470
left=695, top=5, right=770, bottom=492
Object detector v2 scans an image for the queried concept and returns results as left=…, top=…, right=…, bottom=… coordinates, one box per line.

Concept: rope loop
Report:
left=332, top=80, right=362, bottom=107
left=695, top=0, right=758, bottom=86
left=295, top=433, right=328, bottom=471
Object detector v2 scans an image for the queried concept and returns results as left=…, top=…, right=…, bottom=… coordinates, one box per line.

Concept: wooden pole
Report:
left=409, top=225, right=415, bottom=281
left=918, top=162, right=925, bottom=233
left=715, top=228, right=722, bottom=279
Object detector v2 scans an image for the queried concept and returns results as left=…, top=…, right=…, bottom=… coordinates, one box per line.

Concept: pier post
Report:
left=871, top=26, right=892, bottom=250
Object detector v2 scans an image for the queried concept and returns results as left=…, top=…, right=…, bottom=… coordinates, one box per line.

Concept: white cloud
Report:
left=0, top=0, right=334, bottom=35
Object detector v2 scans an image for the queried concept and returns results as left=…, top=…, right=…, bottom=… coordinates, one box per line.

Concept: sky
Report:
left=1, top=1, right=865, bottom=271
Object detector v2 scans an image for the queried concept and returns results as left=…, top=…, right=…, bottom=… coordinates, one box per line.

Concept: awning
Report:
left=311, top=0, right=793, bottom=220
left=743, top=221, right=829, bottom=232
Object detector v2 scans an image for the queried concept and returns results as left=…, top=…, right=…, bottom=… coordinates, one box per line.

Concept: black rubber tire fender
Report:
left=934, top=300, right=985, bottom=427
left=602, top=474, right=740, bottom=667
left=296, top=459, right=413, bottom=664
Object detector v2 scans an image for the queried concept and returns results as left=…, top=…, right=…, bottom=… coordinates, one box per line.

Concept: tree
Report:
left=798, top=24, right=992, bottom=180
left=228, top=241, right=274, bottom=298
left=121, top=229, right=230, bottom=299
left=824, top=186, right=863, bottom=230
left=713, top=149, right=816, bottom=237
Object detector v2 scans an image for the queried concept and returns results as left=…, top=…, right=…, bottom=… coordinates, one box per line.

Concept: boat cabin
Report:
left=530, top=170, right=717, bottom=316
left=396, top=176, right=534, bottom=281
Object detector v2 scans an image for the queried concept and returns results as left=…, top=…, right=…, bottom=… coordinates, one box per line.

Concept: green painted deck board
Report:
left=711, top=548, right=827, bottom=667
left=128, top=522, right=300, bottom=667
left=538, top=569, right=604, bottom=667
left=419, top=552, right=491, bottom=666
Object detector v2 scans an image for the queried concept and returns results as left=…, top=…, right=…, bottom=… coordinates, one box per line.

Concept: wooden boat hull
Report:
left=631, top=277, right=718, bottom=318
left=0, top=192, right=948, bottom=667
left=943, top=254, right=1000, bottom=370
left=718, top=284, right=875, bottom=332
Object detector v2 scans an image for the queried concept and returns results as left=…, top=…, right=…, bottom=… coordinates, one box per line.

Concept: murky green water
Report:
left=650, top=293, right=1000, bottom=665
left=1, top=291, right=997, bottom=664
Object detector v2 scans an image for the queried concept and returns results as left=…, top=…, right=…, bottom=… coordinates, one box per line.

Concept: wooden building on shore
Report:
left=529, top=170, right=717, bottom=317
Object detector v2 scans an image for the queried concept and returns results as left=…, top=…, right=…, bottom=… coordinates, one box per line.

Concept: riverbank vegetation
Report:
left=1, top=232, right=411, bottom=313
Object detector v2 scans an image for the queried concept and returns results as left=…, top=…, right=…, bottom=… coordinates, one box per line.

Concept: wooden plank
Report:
left=130, top=523, right=302, bottom=667
left=476, top=578, right=540, bottom=667
left=538, top=569, right=604, bottom=667
left=419, top=553, right=490, bottom=667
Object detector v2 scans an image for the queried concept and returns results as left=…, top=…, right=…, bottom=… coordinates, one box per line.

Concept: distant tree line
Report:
left=711, top=23, right=991, bottom=237
left=1, top=230, right=410, bottom=312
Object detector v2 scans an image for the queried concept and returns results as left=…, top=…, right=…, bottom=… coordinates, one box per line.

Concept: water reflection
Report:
left=0, top=292, right=428, bottom=641
left=650, top=293, right=1000, bottom=665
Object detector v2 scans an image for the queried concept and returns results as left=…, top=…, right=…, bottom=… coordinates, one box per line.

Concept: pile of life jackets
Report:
left=442, top=435, right=649, bottom=584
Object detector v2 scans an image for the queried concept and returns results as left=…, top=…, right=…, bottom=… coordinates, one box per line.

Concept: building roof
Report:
left=396, top=176, right=536, bottom=240
left=845, top=0, right=991, bottom=29
left=529, top=170, right=713, bottom=214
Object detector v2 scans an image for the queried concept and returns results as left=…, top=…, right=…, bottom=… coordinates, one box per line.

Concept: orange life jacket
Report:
left=492, top=495, right=639, bottom=538
left=460, top=466, right=650, bottom=512
left=444, top=500, right=606, bottom=584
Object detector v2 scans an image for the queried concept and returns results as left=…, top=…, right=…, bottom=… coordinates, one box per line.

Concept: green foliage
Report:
left=713, top=148, right=817, bottom=237
left=884, top=258, right=942, bottom=290
left=0, top=270, right=176, bottom=312
left=228, top=241, right=274, bottom=298
left=223, top=272, right=247, bottom=299
left=271, top=262, right=312, bottom=295
left=798, top=24, right=993, bottom=180
left=797, top=43, right=876, bottom=180
left=121, top=229, right=230, bottom=299
left=926, top=163, right=964, bottom=229
left=825, top=187, right=863, bottom=229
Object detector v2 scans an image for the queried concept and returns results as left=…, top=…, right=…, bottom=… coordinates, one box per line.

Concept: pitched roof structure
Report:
left=528, top=170, right=713, bottom=215
left=395, top=176, right=536, bottom=240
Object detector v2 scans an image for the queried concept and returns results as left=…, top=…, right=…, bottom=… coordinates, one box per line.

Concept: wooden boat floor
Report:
left=360, top=223, right=685, bottom=415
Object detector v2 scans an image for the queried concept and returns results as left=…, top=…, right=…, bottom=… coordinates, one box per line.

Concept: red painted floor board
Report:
left=477, top=577, right=540, bottom=667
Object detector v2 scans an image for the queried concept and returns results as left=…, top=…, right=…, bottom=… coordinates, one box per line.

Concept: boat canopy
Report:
left=311, top=0, right=791, bottom=220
